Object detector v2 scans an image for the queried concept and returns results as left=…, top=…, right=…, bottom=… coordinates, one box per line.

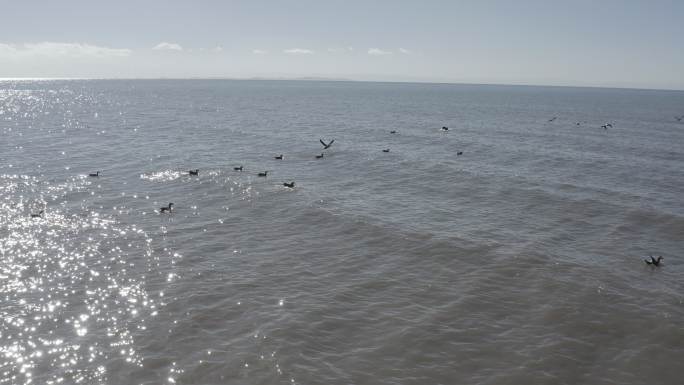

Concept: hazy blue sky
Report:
left=1, top=0, right=683, bottom=89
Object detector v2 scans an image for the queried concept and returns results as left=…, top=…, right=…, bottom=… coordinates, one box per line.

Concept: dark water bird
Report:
left=30, top=210, right=44, bottom=218
left=258, top=171, right=269, bottom=177
left=160, top=203, right=174, bottom=213
left=89, top=171, right=100, bottom=177
left=382, top=149, right=390, bottom=153
left=457, top=151, right=463, bottom=156
left=441, top=126, right=449, bottom=131
left=548, top=117, right=557, bottom=122
left=601, top=123, right=613, bottom=129
left=188, top=169, right=199, bottom=176
left=234, top=166, right=243, bottom=171
left=274, top=154, right=283, bottom=160
left=676, top=116, right=683, bottom=122
left=315, top=153, right=324, bottom=159
left=283, top=181, right=295, bottom=188
left=320, top=139, right=335, bottom=149
left=576, top=122, right=581, bottom=126
left=390, top=130, right=397, bottom=134
left=644, top=256, right=663, bottom=266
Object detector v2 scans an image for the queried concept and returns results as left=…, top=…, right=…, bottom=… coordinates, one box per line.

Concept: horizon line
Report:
left=0, top=77, right=682, bottom=93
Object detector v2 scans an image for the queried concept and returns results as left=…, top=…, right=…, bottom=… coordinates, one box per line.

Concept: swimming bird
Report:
left=441, top=126, right=449, bottom=131
left=274, top=154, right=283, bottom=160
left=601, top=123, right=613, bottom=129
left=320, top=139, right=335, bottom=149
left=382, top=149, right=390, bottom=153
left=258, top=171, right=269, bottom=177
left=548, top=117, right=557, bottom=122
left=89, top=171, right=100, bottom=177
left=283, top=181, right=295, bottom=188
left=188, top=169, right=199, bottom=176
left=234, top=166, right=243, bottom=171
left=576, top=122, right=581, bottom=126
left=390, top=130, right=397, bottom=134
left=315, top=153, right=324, bottom=159
left=676, top=116, right=683, bottom=122
left=30, top=210, right=44, bottom=218
left=160, top=203, right=174, bottom=213
left=645, top=256, right=663, bottom=266
left=457, top=151, right=463, bottom=156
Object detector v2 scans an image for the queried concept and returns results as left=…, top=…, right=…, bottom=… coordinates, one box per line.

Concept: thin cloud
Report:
left=398, top=48, right=411, bottom=54
left=0, top=42, right=132, bottom=58
left=152, top=42, right=183, bottom=51
left=284, top=48, right=314, bottom=54
left=327, top=47, right=354, bottom=53
left=368, top=48, right=392, bottom=55
left=252, top=49, right=268, bottom=55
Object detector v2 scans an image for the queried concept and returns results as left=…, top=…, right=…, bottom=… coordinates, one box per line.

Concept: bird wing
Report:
left=320, top=139, right=327, bottom=147
left=329, top=139, right=335, bottom=146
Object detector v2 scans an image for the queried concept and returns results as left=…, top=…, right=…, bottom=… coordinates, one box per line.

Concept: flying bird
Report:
left=320, top=139, right=335, bottom=149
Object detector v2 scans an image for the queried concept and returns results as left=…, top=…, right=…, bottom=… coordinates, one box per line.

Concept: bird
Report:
left=548, top=117, right=557, bottom=122
left=30, top=210, right=44, bottom=218
left=315, top=153, right=324, bottom=159
left=457, top=151, right=463, bottom=156
left=390, top=130, right=397, bottom=134
left=644, top=256, right=663, bottom=266
left=676, top=116, right=683, bottom=122
left=188, top=169, right=199, bottom=176
left=89, top=171, right=100, bottom=177
left=283, top=182, right=295, bottom=188
left=382, top=149, right=390, bottom=153
left=274, top=154, right=283, bottom=160
left=576, top=122, right=581, bottom=126
left=320, top=139, right=335, bottom=149
left=234, top=166, right=243, bottom=171
left=258, top=171, right=269, bottom=177
left=601, top=123, right=613, bottom=129
left=441, top=126, right=449, bottom=131
left=160, top=203, right=174, bottom=213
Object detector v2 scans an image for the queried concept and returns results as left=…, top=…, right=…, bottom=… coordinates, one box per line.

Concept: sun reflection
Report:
left=0, top=172, right=174, bottom=384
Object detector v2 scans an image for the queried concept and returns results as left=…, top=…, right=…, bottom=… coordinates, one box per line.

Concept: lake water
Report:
left=1, top=79, right=683, bottom=384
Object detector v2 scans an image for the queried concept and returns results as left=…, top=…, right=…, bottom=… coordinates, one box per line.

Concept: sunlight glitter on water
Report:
left=0, top=174, right=171, bottom=384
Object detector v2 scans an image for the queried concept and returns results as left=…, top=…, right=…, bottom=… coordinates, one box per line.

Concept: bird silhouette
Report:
left=457, top=151, right=463, bottom=156
left=89, top=171, right=99, bottom=177
left=390, top=130, right=397, bottom=134
left=188, top=169, right=199, bottom=176
left=315, top=153, right=324, bottom=159
left=644, top=256, right=663, bottom=266
left=160, top=203, right=174, bottom=213
left=234, top=166, right=243, bottom=171
left=258, top=171, right=269, bottom=177
left=274, top=155, right=283, bottom=160
left=382, top=149, right=390, bottom=153
left=441, top=126, right=449, bottom=131
left=320, top=139, right=335, bottom=149
left=30, top=210, right=44, bottom=218
left=283, top=182, right=295, bottom=188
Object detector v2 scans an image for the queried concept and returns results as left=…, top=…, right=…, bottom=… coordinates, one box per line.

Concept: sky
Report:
left=1, top=0, right=683, bottom=89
